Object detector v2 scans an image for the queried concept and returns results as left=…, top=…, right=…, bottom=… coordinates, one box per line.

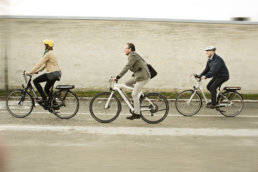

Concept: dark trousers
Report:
left=207, top=77, right=229, bottom=105
left=33, top=73, right=56, bottom=99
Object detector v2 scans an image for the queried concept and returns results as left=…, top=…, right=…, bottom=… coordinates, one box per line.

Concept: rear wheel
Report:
left=51, top=90, right=79, bottom=119
left=217, top=91, right=244, bottom=117
left=6, top=89, right=34, bottom=118
left=175, top=90, right=202, bottom=116
left=140, top=92, right=169, bottom=124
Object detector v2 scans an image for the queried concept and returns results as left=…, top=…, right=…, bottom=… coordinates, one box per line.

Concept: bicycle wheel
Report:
left=89, top=92, right=121, bottom=123
left=140, top=92, right=169, bottom=124
left=6, top=89, right=34, bottom=118
left=217, top=91, right=244, bottom=117
left=51, top=90, right=79, bottom=119
left=175, top=90, right=202, bottom=116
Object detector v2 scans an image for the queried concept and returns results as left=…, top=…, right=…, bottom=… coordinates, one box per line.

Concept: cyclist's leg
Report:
left=44, top=80, right=56, bottom=97
left=33, top=73, right=48, bottom=100
left=206, top=78, right=216, bottom=105
left=125, top=77, right=136, bottom=87
left=209, top=77, right=229, bottom=105
left=207, top=78, right=216, bottom=92
left=132, top=78, right=150, bottom=114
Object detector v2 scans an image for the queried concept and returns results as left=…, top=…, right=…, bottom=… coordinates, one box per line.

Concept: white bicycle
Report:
left=175, top=74, right=244, bottom=117
left=89, top=77, right=169, bottom=124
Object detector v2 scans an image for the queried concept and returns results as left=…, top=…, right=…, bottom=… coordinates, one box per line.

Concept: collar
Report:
left=209, top=54, right=215, bottom=60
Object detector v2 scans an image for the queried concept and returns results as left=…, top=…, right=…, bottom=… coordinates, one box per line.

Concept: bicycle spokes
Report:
left=175, top=90, right=202, bottom=116
left=140, top=93, right=169, bottom=124
left=217, top=91, right=244, bottom=117
left=89, top=92, right=121, bottom=123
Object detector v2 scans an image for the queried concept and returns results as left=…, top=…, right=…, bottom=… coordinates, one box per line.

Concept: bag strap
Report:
left=137, top=54, right=148, bottom=64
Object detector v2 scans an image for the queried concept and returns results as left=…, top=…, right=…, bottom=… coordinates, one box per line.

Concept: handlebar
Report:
left=110, top=76, right=118, bottom=83
left=23, top=70, right=32, bottom=84
left=194, top=74, right=201, bottom=82
left=23, top=70, right=32, bottom=77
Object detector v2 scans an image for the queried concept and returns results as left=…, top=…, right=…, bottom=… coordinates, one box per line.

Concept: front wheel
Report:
left=175, top=90, right=202, bottom=116
left=89, top=92, right=121, bottom=123
left=140, top=92, right=169, bottom=124
left=51, top=90, right=79, bottom=119
left=6, top=89, right=34, bottom=118
left=217, top=91, right=244, bottom=117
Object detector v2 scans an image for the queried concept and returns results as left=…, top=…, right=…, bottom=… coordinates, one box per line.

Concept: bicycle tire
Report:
left=89, top=92, right=121, bottom=123
left=217, top=91, right=244, bottom=117
left=51, top=90, right=79, bottom=119
left=175, top=90, right=202, bottom=116
left=140, top=92, right=169, bottom=124
left=6, top=89, right=34, bottom=118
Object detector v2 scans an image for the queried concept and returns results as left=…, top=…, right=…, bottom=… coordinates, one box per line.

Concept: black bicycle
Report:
left=6, top=71, right=79, bottom=119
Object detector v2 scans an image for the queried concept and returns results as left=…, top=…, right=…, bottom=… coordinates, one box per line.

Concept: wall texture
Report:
left=0, top=18, right=258, bottom=93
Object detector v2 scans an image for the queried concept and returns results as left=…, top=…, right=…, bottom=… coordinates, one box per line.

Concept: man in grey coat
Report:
left=116, top=43, right=151, bottom=120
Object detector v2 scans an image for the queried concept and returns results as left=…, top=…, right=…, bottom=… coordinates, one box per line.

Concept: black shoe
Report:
left=126, top=113, right=141, bottom=120
left=206, top=104, right=216, bottom=109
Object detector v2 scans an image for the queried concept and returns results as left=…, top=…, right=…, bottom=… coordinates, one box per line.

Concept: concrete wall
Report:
left=0, top=17, right=258, bottom=93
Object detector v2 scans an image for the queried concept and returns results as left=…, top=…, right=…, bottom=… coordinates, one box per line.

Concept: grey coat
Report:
left=118, top=52, right=151, bottom=82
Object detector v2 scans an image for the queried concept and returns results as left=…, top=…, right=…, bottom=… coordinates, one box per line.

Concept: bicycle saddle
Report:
left=223, top=87, right=241, bottom=90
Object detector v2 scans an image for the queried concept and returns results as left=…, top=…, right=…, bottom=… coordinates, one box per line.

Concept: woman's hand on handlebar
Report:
left=25, top=71, right=31, bottom=75
left=25, top=71, right=33, bottom=76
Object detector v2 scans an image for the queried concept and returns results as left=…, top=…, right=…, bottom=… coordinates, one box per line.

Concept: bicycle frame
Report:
left=21, top=73, right=38, bottom=107
left=22, top=72, right=57, bottom=108
left=190, top=77, right=232, bottom=107
left=106, top=79, right=154, bottom=112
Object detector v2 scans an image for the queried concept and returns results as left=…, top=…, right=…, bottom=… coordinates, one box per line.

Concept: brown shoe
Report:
left=126, top=113, right=141, bottom=120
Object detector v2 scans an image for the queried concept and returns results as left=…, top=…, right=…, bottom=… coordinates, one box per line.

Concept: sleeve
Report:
left=37, top=64, right=46, bottom=72
left=118, top=54, right=138, bottom=78
left=30, top=53, right=49, bottom=74
left=205, top=59, right=222, bottom=78
left=200, top=62, right=210, bottom=76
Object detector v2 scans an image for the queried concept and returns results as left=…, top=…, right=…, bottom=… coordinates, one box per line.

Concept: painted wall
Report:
left=0, top=18, right=258, bottom=93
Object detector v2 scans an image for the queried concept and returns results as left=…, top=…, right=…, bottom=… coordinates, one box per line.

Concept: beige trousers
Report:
left=125, top=77, right=150, bottom=114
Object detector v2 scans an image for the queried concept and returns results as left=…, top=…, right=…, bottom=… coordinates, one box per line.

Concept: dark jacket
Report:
left=200, top=54, right=229, bottom=79
left=118, top=52, right=151, bottom=82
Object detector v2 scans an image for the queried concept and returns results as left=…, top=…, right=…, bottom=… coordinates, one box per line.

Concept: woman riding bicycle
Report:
left=25, top=40, right=61, bottom=103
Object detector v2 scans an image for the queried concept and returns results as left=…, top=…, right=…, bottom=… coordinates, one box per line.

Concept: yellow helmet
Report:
left=43, top=40, right=54, bottom=47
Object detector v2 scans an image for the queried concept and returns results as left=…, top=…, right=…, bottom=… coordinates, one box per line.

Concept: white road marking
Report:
left=0, top=125, right=258, bottom=137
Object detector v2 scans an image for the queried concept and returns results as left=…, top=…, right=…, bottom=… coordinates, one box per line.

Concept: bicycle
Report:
left=89, top=77, right=169, bottom=124
left=175, top=74, right=244, bottom=117
left=6, top=71, right=79, bottom=119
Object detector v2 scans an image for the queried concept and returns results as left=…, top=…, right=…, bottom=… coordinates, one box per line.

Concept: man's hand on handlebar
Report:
left=201, top=76, right=206, bottom=80
left=194, top=74, right=206, bottom=80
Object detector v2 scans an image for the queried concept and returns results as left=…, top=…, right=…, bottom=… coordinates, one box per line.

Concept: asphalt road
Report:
left=0, top=100, right=258, bottom=172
